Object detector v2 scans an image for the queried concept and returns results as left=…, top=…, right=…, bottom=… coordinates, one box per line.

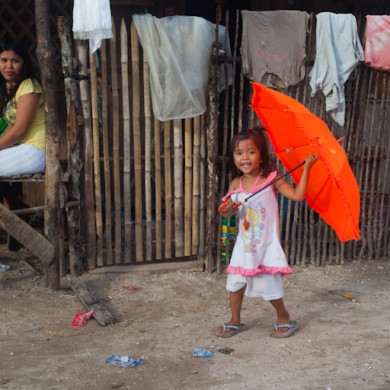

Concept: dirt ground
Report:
left=1, top=247, right=390, bottom=390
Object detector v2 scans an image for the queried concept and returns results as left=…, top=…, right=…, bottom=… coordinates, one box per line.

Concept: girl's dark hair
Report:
left=229, top=128, right=277, bottom=178
left=0, top=39, right=40, bottom=113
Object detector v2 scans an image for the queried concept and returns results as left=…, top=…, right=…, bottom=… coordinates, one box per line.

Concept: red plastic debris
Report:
left=122, top=285, right=141, bottom=291
left=71, top=309, right=94, bottom=327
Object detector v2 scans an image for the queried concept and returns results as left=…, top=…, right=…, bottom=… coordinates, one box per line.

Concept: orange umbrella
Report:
left=251, top=82, right=360, bottom=242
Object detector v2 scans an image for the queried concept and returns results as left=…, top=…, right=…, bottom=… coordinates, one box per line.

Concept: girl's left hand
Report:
left=304, top=153, right=318, bottom=168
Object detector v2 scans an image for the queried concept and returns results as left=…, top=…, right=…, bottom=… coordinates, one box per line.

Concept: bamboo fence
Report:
left=211, top=11, right=390, bottom=272
left=58, top=13, right=388, bottom=273
left=74, top=19, right=207, bottom=267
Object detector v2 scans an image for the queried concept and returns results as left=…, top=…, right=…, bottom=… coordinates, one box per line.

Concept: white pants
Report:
left=226, top=273, right=284, bottom=300
left=0, top=144, right=45, bottom=176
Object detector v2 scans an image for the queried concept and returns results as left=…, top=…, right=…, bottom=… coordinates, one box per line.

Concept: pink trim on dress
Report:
left=221, top=171, right=278, bottom=202
left=226, top=264, right=293, bottom=277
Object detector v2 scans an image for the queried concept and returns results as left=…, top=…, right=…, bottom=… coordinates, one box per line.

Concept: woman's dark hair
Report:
left=0, top=39, right=40, bottom=113
left=229, top=128, right=277, bottom=178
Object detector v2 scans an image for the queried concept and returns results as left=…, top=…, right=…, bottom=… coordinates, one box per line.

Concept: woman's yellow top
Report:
left=4, top=78, right=45, bottom=150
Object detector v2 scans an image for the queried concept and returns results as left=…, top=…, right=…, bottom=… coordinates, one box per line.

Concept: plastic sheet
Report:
left=133, top=14, right=232, bottom=121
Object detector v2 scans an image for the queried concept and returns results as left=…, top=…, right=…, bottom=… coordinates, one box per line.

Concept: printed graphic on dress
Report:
left=241, top=198, right=266, bottom=253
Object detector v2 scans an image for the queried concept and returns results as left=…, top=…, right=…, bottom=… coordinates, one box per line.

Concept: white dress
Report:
left=222, top=171, right=292, bottom=299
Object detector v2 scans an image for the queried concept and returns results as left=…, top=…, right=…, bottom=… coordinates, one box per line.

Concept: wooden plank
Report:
left=89, top=260, right=203, bottom=274
left=164, top=121, right=172, bottom=259
left=68, top=278, right=118, bottom=326
left=110, top=18, right=122, bottom=264
left=184, top=118, right=192, bottom=256
left=173, top=119, right=184, bottom=257
left=100, top=40, right=113, bottom=265
left=0, top=203, right=54, bottom=265
left=89, top=52, right=104, bottom=267
left=121, top=18, right=132, bottom=263
left=191, top=116, right=200, bottom=255
left=77, top=41, right=97, bottom=269
left=131, top=22, right=144, bottom=261
left=154, top=118, right=162, bottom=260
left=144, top=59, right=152, bottom=261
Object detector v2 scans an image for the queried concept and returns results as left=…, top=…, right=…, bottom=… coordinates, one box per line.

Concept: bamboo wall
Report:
left=1, top=1, right=388, bottom=272
left=72, top=11, right=389, bottom=272
left=209, top=11, right=390, bottom=272
left=75, top=19, right=207, bottom=267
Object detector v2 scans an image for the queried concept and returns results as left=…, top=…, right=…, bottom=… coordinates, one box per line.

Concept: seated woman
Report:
left=0, top=38, right=45, bottom=210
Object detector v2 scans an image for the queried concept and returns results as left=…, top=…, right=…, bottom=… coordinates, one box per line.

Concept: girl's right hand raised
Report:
left=218, top=198, right=241, bottom=217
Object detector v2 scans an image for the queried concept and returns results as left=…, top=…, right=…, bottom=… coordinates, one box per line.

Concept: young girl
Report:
left=216, top=129, right=318, bottom=338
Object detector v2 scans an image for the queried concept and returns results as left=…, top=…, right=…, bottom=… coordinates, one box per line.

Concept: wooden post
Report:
left=121, top=19, right=132, bottom=263
left=110, top=19, right=122, bottom=264
left=191, top=116, right=200, bottom=255
left=173, top=119, right=184, bottom=257
left=184, top=118, right=192, bottom=256
left=143, top=56, right=153, bottom=261
left=89, top=52, right=104, bottom=266
left=57, top=16, right=84, bottom=276
left=154, top=118, right=162, bottom=259
left=77, top=41, right=97, bottom=269
left=131, top=21, right=144, bottom=261
left=100, top=41, right=113, bottom=265
left=205, top=40, right=220, bottom=272
left=35, top=0, right=62, bottom=288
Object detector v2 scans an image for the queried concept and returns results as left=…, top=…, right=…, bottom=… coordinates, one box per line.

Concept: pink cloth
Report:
left=364, top=15, right=390, bottom=71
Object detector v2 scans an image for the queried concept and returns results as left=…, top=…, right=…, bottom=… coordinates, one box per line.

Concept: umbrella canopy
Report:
left=251, top=82, right=360, bottom=242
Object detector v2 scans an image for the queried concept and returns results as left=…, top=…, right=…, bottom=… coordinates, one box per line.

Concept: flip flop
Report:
left=215, top=323, right=249, bottom=338
left=271, top=321, right=299, bottom=338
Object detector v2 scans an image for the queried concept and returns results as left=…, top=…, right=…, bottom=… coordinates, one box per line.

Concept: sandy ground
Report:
left=0, top=248, right=390, bottom=390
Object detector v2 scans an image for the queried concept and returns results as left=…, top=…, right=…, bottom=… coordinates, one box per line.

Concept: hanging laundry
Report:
left=309, top=13, right=364, bottom=127
left=133, top=14, right=232, bottom=121
left=73, top=0, right=113, bottom=53
left=240, top=10, right=310, bottom=88
left=364, top=15, right=390, bottom=71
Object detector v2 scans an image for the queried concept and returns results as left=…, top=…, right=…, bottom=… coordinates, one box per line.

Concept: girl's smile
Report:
left=233, top=138, right=262, bottom=176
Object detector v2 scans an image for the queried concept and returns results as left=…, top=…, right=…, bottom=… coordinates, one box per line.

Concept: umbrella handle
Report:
left=243, top=161, right=306, bottom=203
left=218, top=200, right=243, bottom=215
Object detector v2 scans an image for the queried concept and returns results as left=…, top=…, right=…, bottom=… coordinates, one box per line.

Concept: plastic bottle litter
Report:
left=192, top=348, right=214, bottom=357
left=0, top=264, right=11, bottom=272
left=105, top=355, right=144, bottom=367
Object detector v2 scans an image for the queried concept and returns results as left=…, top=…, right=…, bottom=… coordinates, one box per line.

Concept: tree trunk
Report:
left=35, top=0, right=62, bottom=289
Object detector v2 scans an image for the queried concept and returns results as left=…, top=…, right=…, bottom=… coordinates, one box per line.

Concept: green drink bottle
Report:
left=0, top=118, right=8, bottom=137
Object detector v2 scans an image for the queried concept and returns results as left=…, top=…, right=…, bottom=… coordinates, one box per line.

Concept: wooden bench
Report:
left=0, top=173, right=45, bottom=182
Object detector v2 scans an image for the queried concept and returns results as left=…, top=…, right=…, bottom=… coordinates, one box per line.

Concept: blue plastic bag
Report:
left=105, top=355, right=144, bottom=367
left=192, top=348, right=214, bottom=357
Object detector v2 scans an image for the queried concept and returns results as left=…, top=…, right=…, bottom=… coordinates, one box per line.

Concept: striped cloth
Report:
left=0, top=144, right=45, bottom=176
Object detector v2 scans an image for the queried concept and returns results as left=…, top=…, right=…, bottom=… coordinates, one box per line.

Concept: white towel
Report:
left=73, top=0, right=113, bottom=53
left=309, top=13, right=364, bottom=127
